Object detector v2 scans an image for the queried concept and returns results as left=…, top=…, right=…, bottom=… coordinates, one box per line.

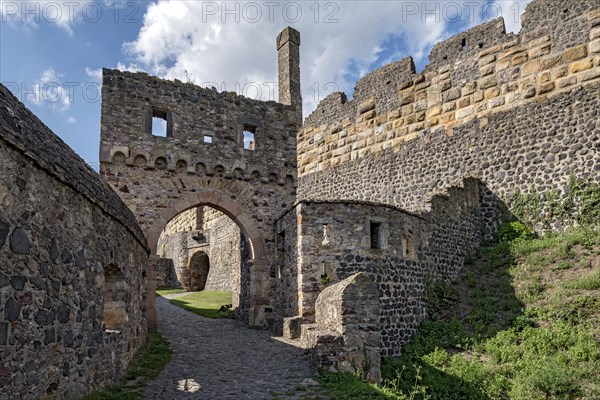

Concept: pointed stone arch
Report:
left=145, top=191, right=270, bottom=326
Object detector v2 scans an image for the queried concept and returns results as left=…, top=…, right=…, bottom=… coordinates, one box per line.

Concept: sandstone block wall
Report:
left=0, top=84, right=149, bottom=399
left=161, top=207, right=202, bottom=236
left=297, top=3, right=600, bottom=230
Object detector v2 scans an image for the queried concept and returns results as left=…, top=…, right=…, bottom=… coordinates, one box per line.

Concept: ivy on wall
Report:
left=507, top=175, right=600, bottom=230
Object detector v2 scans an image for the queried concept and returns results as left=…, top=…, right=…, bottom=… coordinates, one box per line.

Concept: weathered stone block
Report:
left=579, top=68, right=600, bottom=82
left=570, top=59, right=594, bottom=74
left=538, top=82, right=555, bottom=94
left=9, top=228, right=30, bottom=255
left=456, top=106, right=474, bottom=119
left=462, top=82, right=477, bottom=96
left=522, top=59, right=541, bottom=76
left=480, top=64, right=495, bottom=77
left=563, top=44, right=588, bottom=63
left=428, top=106, right=442, bottom=117
left=540, top=53, right=562, bottom=70
left=479, top=76, right=498, bottom=89
left=496, top=58, right=512, bottom=71
left=485, top=87, right=500, bottom=99
left=590, top=39, right=600, bottom=54
left=529, top=45, right=551, bottom=59
left=457, top=97, right=471, bottom=109
left=553, top=66, right=569, bottom=79
left=480, top=54, right=496, bottom=66
left=283, top=316, right=303, bottom=340
left=528, top=35, right=550, bottom=48
left=488, top=96, right=505, bottom=108
left=558, top=76, right=577, bottom=88
left=512, top=53, right=529, bottom=65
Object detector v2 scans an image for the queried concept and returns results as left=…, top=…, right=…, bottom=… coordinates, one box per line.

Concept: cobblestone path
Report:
left=143, top=297, right=328, bottom=399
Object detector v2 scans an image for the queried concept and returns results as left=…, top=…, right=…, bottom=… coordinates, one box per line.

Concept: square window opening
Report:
left=243, top=125, right=256, bottom=150
left=151, top=108, right=171, bottom=137
left=152, top=116, right=167, bottom=137
left=370, top=221, right=382, bottom=250
left=204, top=135, right=213, bottom=144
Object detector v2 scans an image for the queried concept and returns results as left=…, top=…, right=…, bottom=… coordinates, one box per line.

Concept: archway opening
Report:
left=189, top=251, right=210, bottom=291
left=155, top=205, right=248, bottom=318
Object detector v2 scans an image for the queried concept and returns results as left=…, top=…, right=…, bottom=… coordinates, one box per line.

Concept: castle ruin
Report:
left=1, top=0, right=599, bottom=396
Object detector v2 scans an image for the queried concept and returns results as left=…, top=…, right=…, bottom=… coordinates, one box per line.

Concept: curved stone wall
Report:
left=0, top=84, right=149, bottom=399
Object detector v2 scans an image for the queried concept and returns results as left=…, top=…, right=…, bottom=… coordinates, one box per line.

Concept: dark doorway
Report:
left=189, top=251, right=210, bottom=291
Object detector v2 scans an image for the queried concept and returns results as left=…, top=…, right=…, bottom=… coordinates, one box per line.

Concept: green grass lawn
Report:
left=155, top=287, right=187, bottom=297
left=81, top=332, right=172, bottom=400
left=317, top=222, right=600, bottom=400
left=169, top=290, right=235, bottom=319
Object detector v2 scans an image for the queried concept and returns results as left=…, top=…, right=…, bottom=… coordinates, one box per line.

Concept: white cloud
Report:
left=0, top=0, right=94, bottom=35
left=67, top=116, right=77, bottom=124
left=27, top=67, right=71, bottom=112
left=85, top=67, right=103, bottom=82
left=490, top=0, right=535, bottom=33
left=122, top=1, right=532, bottom=115
left=115, top=62, right=146, bottom=73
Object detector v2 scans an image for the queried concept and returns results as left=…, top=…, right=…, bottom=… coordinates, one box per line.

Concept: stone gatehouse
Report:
left=99, top=28, right=301, bottom=327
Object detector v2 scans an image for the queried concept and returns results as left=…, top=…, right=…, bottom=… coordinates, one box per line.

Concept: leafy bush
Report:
left=498, top=221, right=534, bottom=242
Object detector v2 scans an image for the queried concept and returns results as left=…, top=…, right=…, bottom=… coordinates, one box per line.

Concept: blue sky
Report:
left=0, top=0, right=532, bottom=168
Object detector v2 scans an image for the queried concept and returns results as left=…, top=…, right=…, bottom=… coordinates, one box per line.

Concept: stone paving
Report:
left=143, top=297, right=329, bottom=399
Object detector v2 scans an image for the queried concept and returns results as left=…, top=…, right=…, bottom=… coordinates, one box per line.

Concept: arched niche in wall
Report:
left=103, top=264, right=127, bottom=332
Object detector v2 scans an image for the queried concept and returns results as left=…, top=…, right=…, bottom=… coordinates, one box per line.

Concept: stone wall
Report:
left=301, top=273, right=381, bottom=383
left=298, top=6, right=600, bottom=233
left=161, top=207, right=201, bottom=236
left=278, top=178, right=482, bottom=356
left=0, top=84, right=149, bottom=399
left=156, top=206, right=241, bottom=306
left=152, top=257, right=178, bottom=289
left=204, top=211, right=241, bottom=295
left=157, top=232, right=200, bottom=289
left=297, top=5, right=600, bottom=225
left=285, top=0, right=600, bottom=357
left=275, top=207, right=300, bottom=318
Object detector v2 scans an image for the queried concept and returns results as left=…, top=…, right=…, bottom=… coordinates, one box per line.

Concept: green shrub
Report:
left=498, top=221, right=534, bottom=242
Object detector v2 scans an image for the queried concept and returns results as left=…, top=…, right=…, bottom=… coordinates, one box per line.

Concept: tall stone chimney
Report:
left=277, top=27, right=302, bottom=117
